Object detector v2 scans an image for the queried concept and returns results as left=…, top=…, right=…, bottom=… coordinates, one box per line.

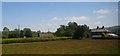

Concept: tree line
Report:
left=55, top=22, right=91, bottom=39
left=2, top=27, right=41, bottom=38
left=2, top=22, right=91, bottom=39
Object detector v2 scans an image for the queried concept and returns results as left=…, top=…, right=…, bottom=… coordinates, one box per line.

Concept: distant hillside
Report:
left=105, top=25, right=120, bottom=36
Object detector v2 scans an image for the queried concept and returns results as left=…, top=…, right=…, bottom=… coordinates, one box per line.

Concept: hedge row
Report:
left=2, top=37, right=72, bottom=44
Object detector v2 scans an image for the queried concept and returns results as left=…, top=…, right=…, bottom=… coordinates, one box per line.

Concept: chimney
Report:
left=102, top=26, right=104, bottom=29
left=97, top=26, right=99, bottom=29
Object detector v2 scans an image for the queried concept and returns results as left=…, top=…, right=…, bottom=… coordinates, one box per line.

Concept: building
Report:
left=91, top=26, right=118, bottom=38
left=40, top=33, right=54, bottom=38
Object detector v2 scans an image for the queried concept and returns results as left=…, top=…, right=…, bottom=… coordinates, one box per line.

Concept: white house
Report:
left=91, top=26, right=118, bottom=38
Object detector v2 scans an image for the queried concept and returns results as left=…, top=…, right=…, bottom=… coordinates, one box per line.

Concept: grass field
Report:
left=2, top=39, right=119, bottom=54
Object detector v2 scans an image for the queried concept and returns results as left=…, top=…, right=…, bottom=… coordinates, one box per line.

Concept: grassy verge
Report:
left=2, top=37, right=72, bottom=44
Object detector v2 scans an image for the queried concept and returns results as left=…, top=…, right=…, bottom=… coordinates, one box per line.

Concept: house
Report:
left=91, top=26, right=118, bottom=38
left=39, top=33, right=54, bottom=38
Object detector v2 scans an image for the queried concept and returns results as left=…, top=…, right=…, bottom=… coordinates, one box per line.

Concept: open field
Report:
left=2, top=39, right=119, bottom=54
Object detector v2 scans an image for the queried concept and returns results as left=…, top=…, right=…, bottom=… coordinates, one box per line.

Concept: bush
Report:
left=2, top=37, right=72, bottom=44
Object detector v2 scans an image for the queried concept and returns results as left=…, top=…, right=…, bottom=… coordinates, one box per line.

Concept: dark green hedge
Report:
left=2, top=37, right=72, bottom=44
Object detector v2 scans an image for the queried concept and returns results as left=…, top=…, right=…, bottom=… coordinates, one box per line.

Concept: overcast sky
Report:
left=2, top=2, right=118, bottom=32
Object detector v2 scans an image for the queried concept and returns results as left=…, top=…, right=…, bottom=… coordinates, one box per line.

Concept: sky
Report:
left=1, top=0, right=120, bottom=2
left=2, top=2, right=118, bottom=32
left=0, top=2, right=2, bottom=31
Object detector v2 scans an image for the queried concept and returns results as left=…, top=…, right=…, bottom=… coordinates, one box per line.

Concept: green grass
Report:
left=2, top=39, right=119, bottom=54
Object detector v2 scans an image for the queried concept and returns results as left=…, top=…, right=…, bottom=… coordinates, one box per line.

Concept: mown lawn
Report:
left=2, top=39, right=119, bottom=54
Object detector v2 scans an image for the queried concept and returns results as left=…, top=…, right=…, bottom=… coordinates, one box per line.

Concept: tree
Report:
left=20, top=30, right=24, bottom=37
left=73, top=25, right=82, bottom=39
left=14, top=29, right=20, bottom=38
left=23, top=28, right=32, bottom=37
left=55, top=25, right=66, bottom=36
left=55, top=22, right=91, bottom=39
left=55, top=22, right=78, bottom=37
left=2, top=27, right=9, bottom=38
left=82, top=24, right=91, bottom=38
left=37, top=30, right=41, bottom=33
left=65, top=26, right=72, bottom=36
left=8, top=29, right=21, bottom=38
left=9, top=31, right=15, bottom=38
left=65, top=22, right=78, bottom=36
left=72, top=25, right=91, bottom=39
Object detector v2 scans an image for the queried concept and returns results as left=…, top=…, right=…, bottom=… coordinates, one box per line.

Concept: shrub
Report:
left=2, top=37, right=72, bottom=44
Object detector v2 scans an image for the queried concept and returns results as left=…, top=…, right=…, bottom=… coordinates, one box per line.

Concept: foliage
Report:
left=8, top=29, right=21, bottom=38
left=23, top=28, right=32, bottom=37
left=37, top=30, right=41, bottom=33
left=2, top=37, right=72, bottom=44
left=9, top=31, right=17, bottom=38
left=13, top=29, right=20, bottom=38
left=55, top=22, right=91, bottom=39
left=32, top=31, right=37, bottom=37
left=72, top=25, right=91, bottom=39
left=55, top=22, right=78, bottom=37
left=72, top=26, right=83, bottom=39
left=2, top=27, right=9, bottom=38
left=55, top=25, right=66, bottom=36
left=2, top=27, right=37, bottom=38
left=20, top=30, right=24, bottom=37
